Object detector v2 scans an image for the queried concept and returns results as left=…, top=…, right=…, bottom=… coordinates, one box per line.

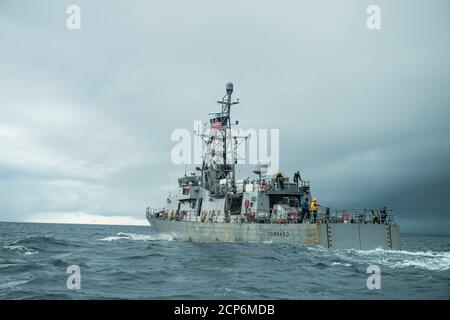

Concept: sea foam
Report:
left=335, top=248, right=450, bottom=271
left=100, top=232, right=173, bottom=242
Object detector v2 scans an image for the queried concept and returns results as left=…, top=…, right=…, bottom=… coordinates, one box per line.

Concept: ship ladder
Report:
left=386, top=225, right=393, bottom=249
left=326, top=224, right=332, bottom=248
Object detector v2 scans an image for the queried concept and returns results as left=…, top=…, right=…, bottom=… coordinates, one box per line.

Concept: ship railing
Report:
left=185, top=209, right=198, bottom=222
left=147, top=206, right=394, bottom=225
left=250, top=207, right=394, bottom=225
left=151, top=208, right=203, bottom=222
left=320, top=208, right=394, bottom=225
left=300, top=180, right=310, bottom=188
left=146, top=207, right=165, bottom=219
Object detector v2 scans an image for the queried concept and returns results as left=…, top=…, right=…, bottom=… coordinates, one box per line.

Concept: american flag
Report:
left=211, top=121, right=226, bottom=130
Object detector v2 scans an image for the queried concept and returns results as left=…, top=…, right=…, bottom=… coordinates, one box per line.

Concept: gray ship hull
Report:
left=147, top=216, right=401, bottom=250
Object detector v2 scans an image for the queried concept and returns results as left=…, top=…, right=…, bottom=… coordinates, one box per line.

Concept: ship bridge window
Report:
left=228, top=195, right=243, bottom=215
left=178, top=176, right=200, bottom=187
left=279, top=197, right=300, bottom=207
left=269, top=195, right=301, bottom=209
left=289, top=198, right=299, bottom=208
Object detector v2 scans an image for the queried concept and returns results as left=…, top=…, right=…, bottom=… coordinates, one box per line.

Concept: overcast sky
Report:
left=0, top=0, right=449, bottom=234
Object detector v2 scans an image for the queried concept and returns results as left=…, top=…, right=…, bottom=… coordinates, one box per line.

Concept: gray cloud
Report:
left=0, top=0, right=449, bottom=232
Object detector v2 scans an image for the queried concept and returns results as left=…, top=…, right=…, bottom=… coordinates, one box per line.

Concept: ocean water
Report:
left=0, top=222, right=449, bottom=300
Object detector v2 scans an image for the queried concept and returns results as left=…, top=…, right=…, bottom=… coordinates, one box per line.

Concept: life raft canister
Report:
left=343, top=212, right=350, bottom=223
left=259, top=180, right=267, bottom=191
left=276, top=218, right=288, bottom=224
left=290, top=211, right=299, bottom=221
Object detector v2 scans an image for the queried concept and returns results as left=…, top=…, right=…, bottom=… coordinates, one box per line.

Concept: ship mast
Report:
left=216, top=82, right=239, bottom=186
left=197, top=83, right=241, bottom=195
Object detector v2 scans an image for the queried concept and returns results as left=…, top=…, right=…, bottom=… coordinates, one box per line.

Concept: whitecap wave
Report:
left=3, top=245, right=38, bottom=255
left=100, top=232, right=173, bottom=242
left=335, top=248, right=450, bottom=271
left=331, top=262, right=352, bottom=267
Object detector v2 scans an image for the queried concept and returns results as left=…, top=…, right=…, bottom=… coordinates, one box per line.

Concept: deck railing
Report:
left=322, top=208, right=394, bottom=224
left=146, top=207, right=165, bottom=219
left=147, top=206, right=394, bottom=225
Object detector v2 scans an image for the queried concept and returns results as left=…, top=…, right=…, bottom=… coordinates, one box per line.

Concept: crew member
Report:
left=371, top=210, right=379, bottom=224
left=278, top=176, right=285, bottom=189
left=324, top=207, right=330, bottom=223
left=379, top=206, right=387, bottom=224
left=301, top=198, right=310, bottom=223
left=293, top=171, right=302, bottom=185
left=310, top=198, right=318, bottom=223
left=273, top=171, right=285, bottom=190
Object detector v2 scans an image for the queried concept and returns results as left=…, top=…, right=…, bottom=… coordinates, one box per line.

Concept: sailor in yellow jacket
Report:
left=309, top=198, right=319, bottom=223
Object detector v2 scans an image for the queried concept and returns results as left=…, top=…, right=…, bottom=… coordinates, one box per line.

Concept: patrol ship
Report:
left=146, top=83, right=401, bottom=250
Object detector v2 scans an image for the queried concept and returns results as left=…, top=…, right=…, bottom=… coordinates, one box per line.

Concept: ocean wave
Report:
left=99, top=232, right=173, bottom=242
left=6, top=236, right=75, bottom=253
left=331, top=262, right=352, bottom=267
left=218, top=287, right=250, bottom=297
left=335, top=248, right=450, bottom=271
left=3, top=245, right=38, bottom=256
left=0, top=280, right=31, bottom=290
left=0, top=263, right=19, bottom=269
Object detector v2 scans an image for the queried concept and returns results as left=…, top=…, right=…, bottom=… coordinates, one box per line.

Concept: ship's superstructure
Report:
left=146, top=83, right=401, bottom=250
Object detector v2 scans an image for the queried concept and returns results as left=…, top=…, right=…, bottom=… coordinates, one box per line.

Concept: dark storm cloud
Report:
left=0, top=0, right=449, bottom=232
